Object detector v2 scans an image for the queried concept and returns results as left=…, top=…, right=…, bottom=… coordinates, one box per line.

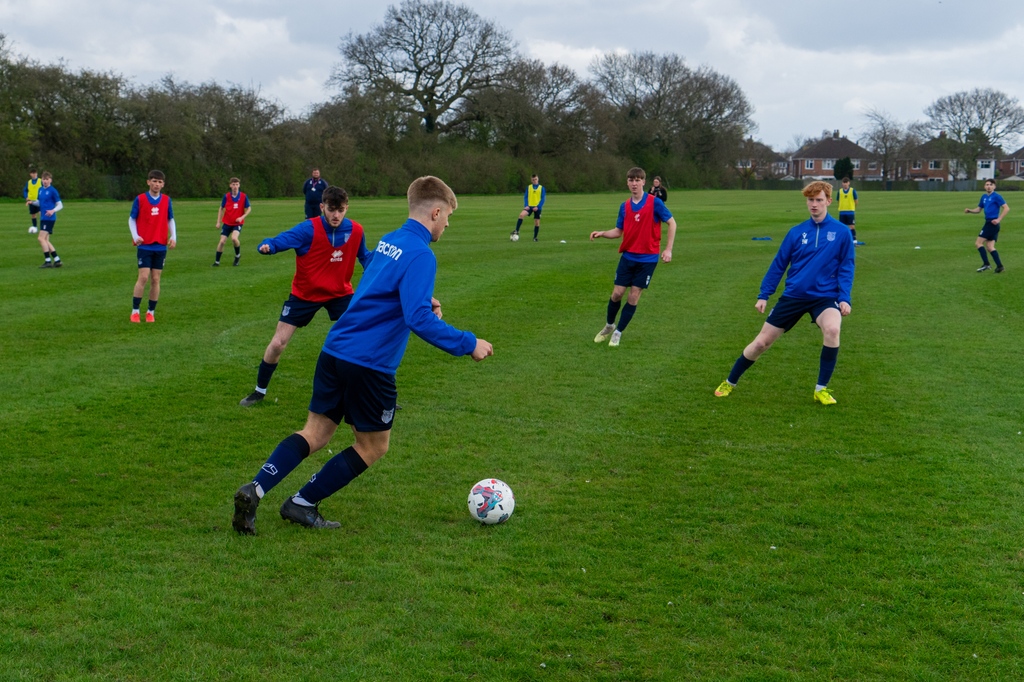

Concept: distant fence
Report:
left=737, top=179, right=1013, bottom=192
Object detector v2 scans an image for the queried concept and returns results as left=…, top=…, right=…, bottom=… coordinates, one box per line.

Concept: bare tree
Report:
left=861, top=108, right=921, bottom=180
left=333, top=0, right=516, bottom=134
left=924, top=88, right=1024, bottom=147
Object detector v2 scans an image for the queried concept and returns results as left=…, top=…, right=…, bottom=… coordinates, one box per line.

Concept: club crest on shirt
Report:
left=827, top=231, right=836, bottom=242
left=381, top=408, right=394, bottom=424
left=282, top=305, right=291, bottom=317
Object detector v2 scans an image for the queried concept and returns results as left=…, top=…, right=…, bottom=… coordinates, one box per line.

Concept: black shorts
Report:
left=40, top=220, right=56, bottom=234
left=220, top=224, right=242, bottom=237
left=525, top=207, right=542, bottom=219
left=137, top=248, right=167, bottom=270
left=309, top=352, right=398, bottom=432
left=766, top=296, right=840, bottom=332
left=614, top=255, right=658, bottom=289
left=279, top=294, right=351, bottom=328
left=28, top=203, right=40, bottom=216
left=838, top=213, right=855, bottom=226
left=979, top=221, right=1000, bottom=241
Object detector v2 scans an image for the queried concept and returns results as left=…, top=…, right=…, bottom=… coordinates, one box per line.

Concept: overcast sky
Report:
left=2, top=0, right=1023, bottom=150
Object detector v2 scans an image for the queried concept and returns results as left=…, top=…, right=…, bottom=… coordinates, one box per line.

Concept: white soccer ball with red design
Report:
left=467, top=478, right=515, bottom=524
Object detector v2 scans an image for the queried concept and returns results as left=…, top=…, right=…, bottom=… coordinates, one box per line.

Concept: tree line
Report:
left=0, top=0, right=755, bottom=200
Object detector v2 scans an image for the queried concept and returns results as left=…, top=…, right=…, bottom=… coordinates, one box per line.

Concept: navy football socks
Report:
left=978, top=247, right=990, bottom=265
left=818, top=346, right=839, bottom=387
left=991, top=250, right=1003, bottom=268
left=728, top=354, right=756, bottom=385
left=515, top=218, right=523, bottom=233
left=253, top=432, right=311, bottom=494
left=257, top=360, right=278, bottom=391
left=297, top=446, right=368, bottom=505
left=617, top=303, right=637, bottom=331
left=607, top=299, right=621, bottom=325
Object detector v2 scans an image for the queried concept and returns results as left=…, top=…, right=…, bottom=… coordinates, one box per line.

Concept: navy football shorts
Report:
left=979, top=220, right=1000, bottom=241
left=838, top=213, right=855, bottom=226
left=309, top=352, right=398, bottom=432
left=220, top=224, right=242, bottom=237
left=279, top=294, right=351, bottom=328
left=766, top=296, right=840, bottom=332
left=525, top=207, right=542, bottom=219
left=614, top=255, right=658, bottom=289
left=40, top=220, right=56, bottom=234
left=28, top=203, right=40, bottom=215
left=137, top=248, right=167, bottom=270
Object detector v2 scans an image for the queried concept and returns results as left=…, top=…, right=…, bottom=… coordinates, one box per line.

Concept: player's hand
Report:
left=471, top=339, right=493, bottom=362
left=839, top=302, right=851, bottom=316
left=259, top=244, right=271, bottom=254
left=755, top=299, right=768, bottom=314
left=45, top=210, right=54, bottom=217
left=993, top=218, right=1001, bottom=225
left=168, top=239, right=177, bottom=249
left=133, top=238, right=143, bottom=246
left=431, top=297, right=442, bottom=319
left=661, top=249, right=672, bottom=263
left=964, top=208, right=971, bottom=214
left=589, top=230, right=603, bottom=241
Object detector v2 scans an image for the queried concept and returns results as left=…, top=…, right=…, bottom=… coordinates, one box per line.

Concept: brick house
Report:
left=735, top=138, right=789, bottom=180
left=789, top=130, right=879, bottom=180
left=902, top=132, right=1001, bottom=181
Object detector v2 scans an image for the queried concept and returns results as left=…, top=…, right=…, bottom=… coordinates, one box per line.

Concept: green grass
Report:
left=1, top=190, right=1022, bottom=680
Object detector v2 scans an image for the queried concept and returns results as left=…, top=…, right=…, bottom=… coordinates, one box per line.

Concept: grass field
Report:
left=1, top=189, right=1022, bottom=680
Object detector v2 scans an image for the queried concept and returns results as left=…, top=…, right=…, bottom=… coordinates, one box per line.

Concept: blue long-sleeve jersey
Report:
left=759, top=215, right=855, bottom=304
left=322, top=219, right=477, bottom=374
left=257, top=217, right=371, bottom=266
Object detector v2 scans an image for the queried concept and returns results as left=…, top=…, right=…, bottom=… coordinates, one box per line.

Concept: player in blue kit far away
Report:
left=965, top=178, right=1009, bottom=273
left=714, top=181, right=855, bottom=406
left=34, top=172, right=64, bottom=268
left=590, top=167, right=677, bottom=348
left=232, top=175, right=494, bottom=535
left=302, top=168, right=328, bottom=220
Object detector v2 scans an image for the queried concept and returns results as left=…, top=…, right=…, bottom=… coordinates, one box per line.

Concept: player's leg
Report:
left=284, top=359, right=397, bottom=528
left=29, top=205, right=39, bottom=230
left=985, top=238, right=1003, bottom=272
left=44, top=227, right=60, bottom=266
left=231, top=229, right=242, bottom=265
left=850, top=217, right=857, bottom=244
left=514, top=208, right=529, bottom=235
left=716, top=322, right=785, bottom=396
left=533, top=211, right=541, bottom=241
left=813, top=307, right=843, bottom=404
left=596, top=283, right=627, bottom=342
left=975, top=235, right=991, bottom=270
left=146, top=268, right=162, bottom=322
left=214, top=234, right=227, bottom=265
left=37, top=229, right=52, bottom=266
left=132, top=264, right=150, bottom=322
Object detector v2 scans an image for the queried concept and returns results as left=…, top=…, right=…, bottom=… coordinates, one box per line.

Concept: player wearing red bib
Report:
left=239, top=186, right=373, bottom=407
left=590, top=167, right=677, bottom=347
left=129, top=170, right=176, bottom=323
left=214, top=177, right=251, bottom=266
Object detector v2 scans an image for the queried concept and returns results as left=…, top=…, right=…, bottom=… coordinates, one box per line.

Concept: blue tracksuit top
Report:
left=321, top=219, right=478, bottom=374
left=759, top=214, right=855, bottom=304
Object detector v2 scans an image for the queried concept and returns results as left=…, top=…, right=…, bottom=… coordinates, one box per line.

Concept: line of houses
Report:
left=737, top=130, right=1024, bottom=183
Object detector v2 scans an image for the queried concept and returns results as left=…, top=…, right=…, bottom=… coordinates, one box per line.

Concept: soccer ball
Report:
left=468, top=478, right=515, bottom=525
left=28, top=226, right=38, bottom=234
left=510, top=232, right=519, bottom=242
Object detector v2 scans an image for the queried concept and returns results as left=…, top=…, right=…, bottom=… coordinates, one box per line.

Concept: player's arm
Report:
left=216, top=205, right=225, bottom=227
left=129, top=198, right=143, bottom=245
left=167, top=200, right=177, bottom=248
left=537, top=187, right=545, bottom=211
left=837, top=238, right=855, bottom=316
left=240, top=203, right=252, bottom=223
left=259, top=221, right=313, bottom=255
left=758, top=235, right=793, bottom=305
left=590, top=227, right=623, bottom=241
left=356, top=232, right=374, bottom=268
left=44, top=200, right=63, bottom=217
left=964, top=206, right=981, bottom=214
left=995, top=201, right=1009, bottom=224
left=660, top=217, right=677, bottom=263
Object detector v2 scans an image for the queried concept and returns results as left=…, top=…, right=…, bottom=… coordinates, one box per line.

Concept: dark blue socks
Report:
left=979, top=246, right=990, bottom=265
left=515, top=218, right=523, bottom=232
left=257, top=360, right=278, bottom=391
left=617, top=303, right=637, bottom=331
left=728, top=354, right=756, bottom=385
left=607, top=299, right=621, bottom=325
left=818, top=346, right=839, bottom=387
left=991, top=250, right=1003, bottom=268
left=297, top=446, right=368, bottom=505
left=148, top=300, right=158, bottom=313
left=133, top=296, right=142, bottom=310
left=253, top=432, right=311, bottom=494
left=533, top=225, right=539, bottom=239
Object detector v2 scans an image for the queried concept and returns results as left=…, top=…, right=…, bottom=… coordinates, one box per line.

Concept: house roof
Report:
left=907, top=137, right=1002, bottom=159
left=793, top=134, right=873, bottom=160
